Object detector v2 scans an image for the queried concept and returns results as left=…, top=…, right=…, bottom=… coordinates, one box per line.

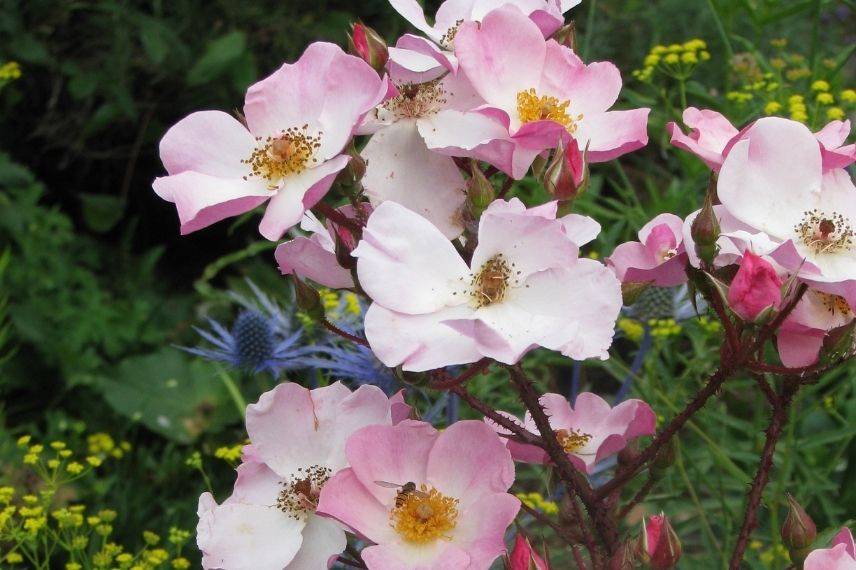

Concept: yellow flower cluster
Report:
left=2, top=433, right=191, bottom=568
left=0, top=61, right=21, bottom=83
left=633, top=39, right=711, bottom=82
left=618, top=318, right=645, bottom=343
left=728, top=40, right=855, bottom=126
left=649, top=318, right=682, bottom=338
left=297, top=288, right=362, bottom=328
left=516, top=491, right=559, bottom=515
left=214, top=441, right=246, bottom=465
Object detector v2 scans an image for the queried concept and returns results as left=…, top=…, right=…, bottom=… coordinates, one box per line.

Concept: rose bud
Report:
left=291, top=275, right=325, bottom=321
left=552, top=22, right=577, bottom=51
left=467, top=160, right=495, bottom=216
left=727, top=251, right=782, bottom=322
left=348, top=21, right=388, bottom=73
left=507, top=533, right=549, bottom=570
left=639, top=514, right=682, bottom=569
left=781, top=494, right=817, bottom=561
left=690, top=185, right=720, bottom=266
left=542, top=139, right=588, bottom=202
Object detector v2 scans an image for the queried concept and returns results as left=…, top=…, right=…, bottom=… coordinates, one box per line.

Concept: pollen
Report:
left=242, top=126, right=320, bottom=189
left=276, top=465, right=331, bottom=519
left=556, top=428, right=593, bottom=453
left=380, top=80, right=448, bottom=120
left=439, top=19, right=464, bottom=49
left=516, top=88, right=582, bottom=133
left=795, top=209, right=854, bottom=255
left=471, top=254, right=512, bottom=308
left=390, top=485, right=459, bottom=544
left=818, top=293, right=852, bottom=317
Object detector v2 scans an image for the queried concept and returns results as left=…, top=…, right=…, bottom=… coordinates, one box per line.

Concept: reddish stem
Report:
left=729, top=380, right=798, bottom=568
left=322, top=320, right=370, bottom=347
left=429, top=358, right=492, bottom=389
left=314, top=202, right=362, bottom=233
left=450, top=386, right=542, bottom=446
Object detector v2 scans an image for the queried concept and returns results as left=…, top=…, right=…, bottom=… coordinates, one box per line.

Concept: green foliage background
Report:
left=0, top=0, right=853, bottom=568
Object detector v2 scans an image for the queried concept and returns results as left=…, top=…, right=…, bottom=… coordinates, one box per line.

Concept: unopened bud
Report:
left=691, top=179, right=721, bottom=266
left=393, top=366, right=429, bottom=388
left=467, top=161, right=495, bottom=216
left=781, top=494, right=816, bottom=560
left=291, top=276, right=325, bottom=322
left=338, top=141, right=366, bottom=187
left=639, top=514, right=682, bottom=569
left=507, top=533, right=549, bottom=570
left=542, top=139, right=587, bottom=202
left=552, top=22, right=577, bottom=51
left=821, top=318, right=856, bottom=363
left=348, top=22, right=388, bottom=73
left=334, top=227, right=357, bottom=271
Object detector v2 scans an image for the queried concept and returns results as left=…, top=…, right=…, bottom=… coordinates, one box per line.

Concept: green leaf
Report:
left=79, top=193, right=125, bottom=233
left=138, top=19, right=171, bottom=65
left=97, top=349, right=239, bottom=444
left=187, top=31, right=247, bottom=87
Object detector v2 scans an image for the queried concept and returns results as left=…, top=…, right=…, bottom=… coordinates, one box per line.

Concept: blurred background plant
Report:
left=0, top=0, right=853, bottom=568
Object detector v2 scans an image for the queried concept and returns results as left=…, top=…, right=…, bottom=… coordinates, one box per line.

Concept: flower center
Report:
left=439, top=20, right=464, bottom=49
left=794, top=209, right=854, bottom=255
left=380, top=80, right=447, bottom=120
left=242, top=126, right=321, bottom=189
left=471, top=254, right=513, bottom=308
left=276, top=465, right=331, bottom=520
left=818, top=292, right=852, bottom=317
left=556, top=428, right=593, bottom=453
left=390, top=484, right=459, bottom=544
left=516, top=88, right=583, bottom=133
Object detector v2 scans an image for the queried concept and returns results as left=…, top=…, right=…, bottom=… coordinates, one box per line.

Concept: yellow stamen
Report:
left=516, top=88, right=582, bottom=133
left=242, top=126, right=320, bottom=189
left=556, top=428, right=592, bottom=453
left=471, top=254, right=513, bottom=308
left=390, top=486, right=458, bottom=544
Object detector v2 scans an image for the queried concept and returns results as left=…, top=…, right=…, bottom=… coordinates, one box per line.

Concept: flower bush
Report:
left=1, top=1, right=854, bottom=569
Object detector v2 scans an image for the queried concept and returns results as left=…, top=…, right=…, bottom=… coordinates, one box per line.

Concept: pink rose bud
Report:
left=781, top=494, right=817, bottom=559
left=508, top=534, right=549, bottom=570
left=639, top=514, right=682, bottom=569
left=690, top=185, right=720, bottom=266
left=348, top=22, right=388, bottom=73
left=542, top=139, right=587, bottom=202
left=727, top=251, right=783, bottom=321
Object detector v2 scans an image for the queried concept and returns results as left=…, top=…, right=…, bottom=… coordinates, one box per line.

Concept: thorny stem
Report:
left=322, top=320, right=370, bottom=347
left=729, top=380, right=799, bottom=568
left=505, top=365, right=617, bottom=555
left=497, top=177, right=514, bottom=199
left=429, top=358, right=492, bottom=389
left=449, top=385, right=542, bottom=446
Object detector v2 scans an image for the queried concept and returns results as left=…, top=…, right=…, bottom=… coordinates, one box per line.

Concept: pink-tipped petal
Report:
left=152, top=172, right=270, bottom=235
left=159, top=110, right=256, bottom=177
left=576, top=108, right=650, bottom=163
left=353, top=201, right=470, bottom=313
left=275, top=237, right=353, bottom=289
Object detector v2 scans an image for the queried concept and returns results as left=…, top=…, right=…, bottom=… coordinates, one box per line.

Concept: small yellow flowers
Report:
left=516, top=491, right=559, bottom=515
left=827, top=107, right=845, bottom=120
left=85, top=455, right=103, bottom=467
left=841, top=89, right=856, bottom=103
left=816, top=92, right=834, bottom=105
left=618, top=318, right=645, bottom=343
left=633, top=38, right=708, bottom=83
left=811, top=80, right=830, bottom=92
left=214, top=443, right=244, bottom=465
left=172, top=557, right=191, bottom=569
left=66, top=461, right=84, bottom=474
left=764, top=101, right=783, bottom=115
left=16, top=435, right=31, bottom=447
left=0, top=61, right=21, bottom=85
left=5, top=552, right=23, bottom=564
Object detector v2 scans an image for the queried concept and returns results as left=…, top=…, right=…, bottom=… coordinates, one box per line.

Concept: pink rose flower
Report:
left=804, top=527, right=856, bottom=570
left=489, top=392, right=656, bottom=473
left=727, top=251, right=783, bottom=321
left=421, top=5, right=649, bottom=179
left=352, top=198, right=620, bottom=371
left=717, top=118, right=856, bottom=310
left=386, top=0, right=580, bottom=75
left=196, top=382, right=395, bottom=570
left=153, top=42, right=386, bottom=240
left=317, top=420, right=520, bottom=570
left=358, top=64, right=485, bottom=238
left=607, top=213, right=689, bottom=286
left=667, top=108, right=855, bottom=173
